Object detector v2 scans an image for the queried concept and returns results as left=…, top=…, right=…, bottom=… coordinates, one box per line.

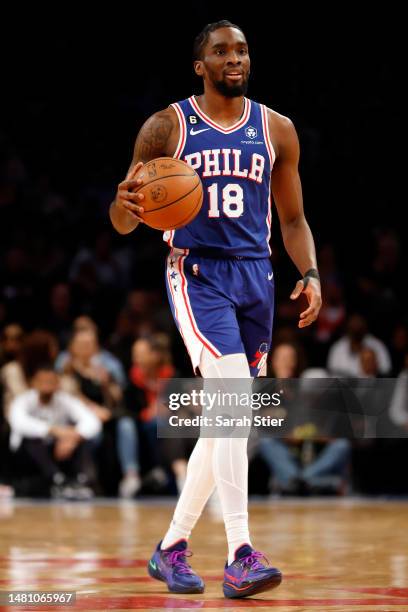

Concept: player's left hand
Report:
left=290, top=277, right=322, bottom=328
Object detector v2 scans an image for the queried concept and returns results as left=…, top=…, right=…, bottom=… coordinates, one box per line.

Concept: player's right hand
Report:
left=115, top=161, right=145, bottom=222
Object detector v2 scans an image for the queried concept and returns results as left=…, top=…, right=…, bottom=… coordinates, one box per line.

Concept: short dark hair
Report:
left=31, top=363, right=57, bottom=378
left=193, top=20, right=245, bottom=62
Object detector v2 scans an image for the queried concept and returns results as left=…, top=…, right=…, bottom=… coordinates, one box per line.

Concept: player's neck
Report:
left=195, top=91, right=245, bottom=128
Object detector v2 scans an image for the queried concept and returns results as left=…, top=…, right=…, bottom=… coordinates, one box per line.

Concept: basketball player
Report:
left=110, top=21, right=322, bottom=598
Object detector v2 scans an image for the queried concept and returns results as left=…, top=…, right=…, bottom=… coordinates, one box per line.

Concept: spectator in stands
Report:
left=351, top=346, right=393, bottom=438
left=1, top=330, right=58, bottom=417
left=359, top=347, right=381, bottom=378
left=60, top=327, right=139, bottom=497
left=61, top=328, right=123, bottom=414
left=0, top=323, right=24, bottom=367
left=390, top=323, right=408, bottom=375
left=0, top=484, right=13, bottom=498
left=56, top=316, right=126, bottom=388
left=0, top=356, right=15, bottom=496
left=8, top=365, right=101, bottom=499
left=389, top=352, right=408, bottom=431
left=266, top=341, right=305, bottom=378
left=257, top=342, right=351, bottom=495
left=126, top=333, right=190, bottom=493
left=327, top=313, right=391, bottom=376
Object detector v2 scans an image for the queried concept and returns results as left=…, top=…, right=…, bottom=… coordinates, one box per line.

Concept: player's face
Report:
left=195, top=27, right=250, bottom=97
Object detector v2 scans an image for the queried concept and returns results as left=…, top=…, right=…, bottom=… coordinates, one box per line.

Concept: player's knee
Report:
left=199, top=349, right=251, bottom=379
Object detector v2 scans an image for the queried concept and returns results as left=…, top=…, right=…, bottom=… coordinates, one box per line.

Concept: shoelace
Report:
left=240, top=550, right=268, bottom=571
left=165, top=549, right=194, bottom=574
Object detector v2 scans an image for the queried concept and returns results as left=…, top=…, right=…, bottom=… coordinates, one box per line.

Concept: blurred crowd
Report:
left=1, top=146, right=407, bottom=501
left=1, top=18, right=406, bottom=500
left=0, top=305, right=407, bottom=500
left=0, top=319, right=195, bottom=500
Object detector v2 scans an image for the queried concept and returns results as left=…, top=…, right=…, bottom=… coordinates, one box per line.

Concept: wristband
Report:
left=302, top=268, right=320, bottom=288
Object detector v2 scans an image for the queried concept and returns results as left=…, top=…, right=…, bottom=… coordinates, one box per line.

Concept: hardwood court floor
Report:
left=0, top=497, right=408, bottom=611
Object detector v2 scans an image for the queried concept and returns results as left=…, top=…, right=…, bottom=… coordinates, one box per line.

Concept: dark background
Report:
left=0, top=8, right=405, bottom=362
left=1, top=10, right=405, bottom=349
left=0, top=6, right=406, bottom=495
left=1, top=10, right=404, bottom=297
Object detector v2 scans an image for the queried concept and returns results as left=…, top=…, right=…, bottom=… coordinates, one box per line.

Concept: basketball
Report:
left=133, top=157, right=203, bottom=230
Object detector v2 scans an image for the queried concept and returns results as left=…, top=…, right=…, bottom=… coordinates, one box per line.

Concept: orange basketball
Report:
left=133, top=158, right=203, bottom=230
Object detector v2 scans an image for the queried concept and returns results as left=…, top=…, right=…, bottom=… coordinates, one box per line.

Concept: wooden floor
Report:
left=0, top=497, right=408, bottom=611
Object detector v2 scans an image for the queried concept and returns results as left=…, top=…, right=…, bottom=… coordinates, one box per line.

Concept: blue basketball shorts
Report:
left=165, top=248, right=275, bottom=377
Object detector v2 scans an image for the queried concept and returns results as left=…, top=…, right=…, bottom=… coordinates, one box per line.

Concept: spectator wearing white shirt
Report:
left=389, top=352, right=408, bottom=431
left=8, top=365, right=101, bottom=499
left=327, top=314, right=391, bottom=377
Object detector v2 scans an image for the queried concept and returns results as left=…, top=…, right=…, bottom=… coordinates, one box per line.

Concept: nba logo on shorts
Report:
left=192, top=264, right=199, bottom=276
left=245, top=126, right=257, bottom=139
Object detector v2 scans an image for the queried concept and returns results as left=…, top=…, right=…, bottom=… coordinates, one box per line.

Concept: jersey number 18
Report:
left=207, top=183, right=244, bottom=218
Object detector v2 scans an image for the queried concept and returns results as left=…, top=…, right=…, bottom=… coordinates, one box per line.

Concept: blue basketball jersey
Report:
left=163, top=96, right=276, bottom=258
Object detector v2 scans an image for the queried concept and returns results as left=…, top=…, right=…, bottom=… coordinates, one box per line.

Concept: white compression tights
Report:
left=161, top=350, right=252, bottom=564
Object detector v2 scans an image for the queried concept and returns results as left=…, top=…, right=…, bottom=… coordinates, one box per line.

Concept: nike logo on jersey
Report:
left=190, top=127, right=211, bottom=135
left=268, top=272, right=274, bottom=280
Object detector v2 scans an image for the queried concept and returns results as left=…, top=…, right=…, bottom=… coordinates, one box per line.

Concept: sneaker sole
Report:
left=223, top=572, right=282, bottom=598
left=147, top=560, right=205, bottom=594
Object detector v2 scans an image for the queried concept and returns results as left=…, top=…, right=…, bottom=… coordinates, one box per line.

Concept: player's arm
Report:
left=109, top=108, right=179, bottom=234
left=269, top=111, right=322, bottom=328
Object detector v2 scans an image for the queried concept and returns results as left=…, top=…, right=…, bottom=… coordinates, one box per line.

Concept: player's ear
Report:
left=194, top=61, right=204, bottom=77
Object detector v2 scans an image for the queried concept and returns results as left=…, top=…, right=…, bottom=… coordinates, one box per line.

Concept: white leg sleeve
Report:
left=162, top=349, right=253, bottom=560
left=199, top=349, right=251, bottom=379
left=161, top=436, right=215, bottom=549
left=201, top=350, right=253, bottom=562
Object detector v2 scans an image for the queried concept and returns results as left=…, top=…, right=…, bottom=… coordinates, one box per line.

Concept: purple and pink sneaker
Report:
left=148, top=539, right=205, bottom=594
left=223, top=543, right=282, bottom=598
